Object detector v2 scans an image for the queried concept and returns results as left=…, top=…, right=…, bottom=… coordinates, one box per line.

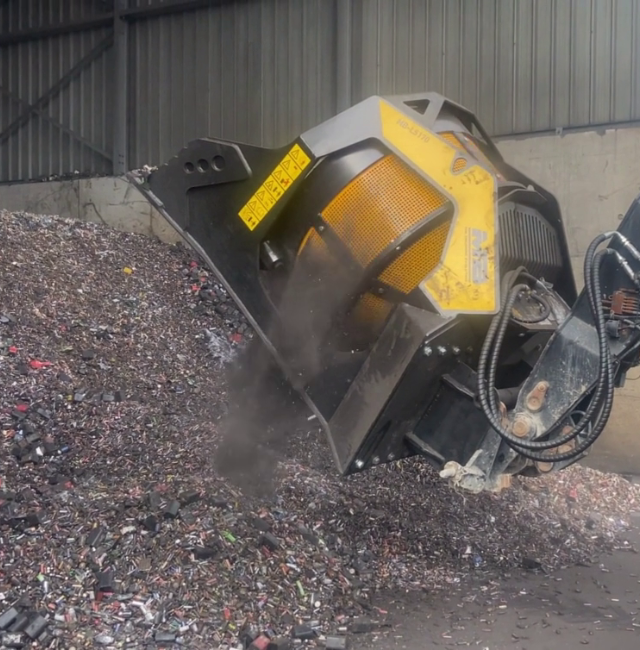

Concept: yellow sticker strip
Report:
left=238, top=143, right=312, bottom=231
left=379, top=100, right=498, bottom=315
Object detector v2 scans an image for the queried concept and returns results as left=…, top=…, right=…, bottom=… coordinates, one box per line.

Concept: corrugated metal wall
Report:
left=128, top=0, right=336, bottom=168
left=0, top=0, right=113, bottom=181
left=350, top=0, right=640, bottom=136
left=2, top=0, right=640, bottom=181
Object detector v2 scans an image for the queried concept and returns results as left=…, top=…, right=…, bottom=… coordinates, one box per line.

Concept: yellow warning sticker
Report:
left=289, top=144, right=308, bottom=165
left=263, top=177, right=282, bottom=200
left=281, top=156, right=301, bottom=177
left=238, top=143, right=311, bottom=231
left=238, top=205, right=259, bottom=231
left=255, top=188, right=276, bottom=212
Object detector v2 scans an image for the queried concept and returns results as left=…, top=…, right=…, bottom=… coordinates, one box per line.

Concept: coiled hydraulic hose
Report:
left=511, top=248, right=615, bottom=462
left=476, top=238, right=621, bottom=462
left=484, top=249, right=611, bottom=458
left=480, top=253, right=608, bottom=451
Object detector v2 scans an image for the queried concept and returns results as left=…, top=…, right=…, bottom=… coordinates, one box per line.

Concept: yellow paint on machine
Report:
left=238, top=143, right=311, bottom=231
left=379, top=100, right=498, bottom=315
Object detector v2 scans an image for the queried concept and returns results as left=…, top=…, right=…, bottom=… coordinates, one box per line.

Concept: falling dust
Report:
left=211, top=251, right=350, bottom=498
left=213, top=338, right=306, bottom=498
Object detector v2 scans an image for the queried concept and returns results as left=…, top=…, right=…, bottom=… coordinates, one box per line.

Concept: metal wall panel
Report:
left=3, top=0, right=640, bottom=182
left=350, top=0, right=640, bottom=136
left=128, top=0, right=336, bottom=168
left=0, top=1, right=112, bottom=182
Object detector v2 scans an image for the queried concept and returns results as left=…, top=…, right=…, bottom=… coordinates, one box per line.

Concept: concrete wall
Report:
left=497, top=126, right=640, bottom=475
left=498, top=125, right=640, bottom=289
left=0, top=177, right=182, bottom=245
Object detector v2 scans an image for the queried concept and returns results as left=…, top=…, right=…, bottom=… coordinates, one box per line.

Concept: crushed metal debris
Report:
left=0, top=209, right=639, bottom=649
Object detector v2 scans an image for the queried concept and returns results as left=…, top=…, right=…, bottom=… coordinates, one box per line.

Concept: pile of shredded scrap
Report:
left=0, top=209, right=638, bottom=649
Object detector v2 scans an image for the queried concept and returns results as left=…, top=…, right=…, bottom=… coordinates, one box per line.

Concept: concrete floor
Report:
left=365, top=523, right=640, bottom=650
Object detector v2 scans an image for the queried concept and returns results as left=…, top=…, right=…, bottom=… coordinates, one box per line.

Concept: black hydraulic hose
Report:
left=487, top=284, right=530, bottom=405
left=477, top=284, right=539, bottom=442
left=507, top=249, right=614, bottom=458
left=509, top=248, right=616, bottom=462
left=476, top=282, right=593, bottom=451
left=493, top=250, right=610, bottom=455
left=584, top=233, right=612, bottom=313
left=477, top=248, right=614, bottom=455
left=480, top=280, right=605, bottom=452
left=476, top=270, right=529, bottom=414
left=511, top=247, right=614, bottom=455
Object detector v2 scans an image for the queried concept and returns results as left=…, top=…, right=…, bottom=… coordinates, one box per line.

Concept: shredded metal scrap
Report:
left=0, top=209, right=638, bottom=649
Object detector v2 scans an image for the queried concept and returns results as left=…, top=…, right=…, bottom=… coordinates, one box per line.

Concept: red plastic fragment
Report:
left=29, top=360, right=52, bottom=370
left=249, top=635, right=271, bottom=650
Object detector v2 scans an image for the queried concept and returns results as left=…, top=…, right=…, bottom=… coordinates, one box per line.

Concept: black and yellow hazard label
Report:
left=238, top=143, right=311, bottom=231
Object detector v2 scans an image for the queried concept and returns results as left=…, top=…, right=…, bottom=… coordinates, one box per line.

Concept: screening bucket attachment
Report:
left=131, top=93, right=640, bottom=492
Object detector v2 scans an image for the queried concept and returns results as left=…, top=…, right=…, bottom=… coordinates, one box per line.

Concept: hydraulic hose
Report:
left=491, top=248, right=610, bottom=455
left=477, top=282, right=600, bottom=453
left=508, top=248, right=616, bottom=462
left=476, top=244, right=617, bottom=459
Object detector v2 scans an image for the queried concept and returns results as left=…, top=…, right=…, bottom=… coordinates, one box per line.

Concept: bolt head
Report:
left=355, top=459, right=364, bottom=469
left=452, top=346, right=460, bottom=356
left=512, top=417, right=531, bottom=438
left=372, top=456, right=380, bottom=465
left=387, top=452, right=395, bottom=461
left=423, top=345, right=433, bottom=356
left=536, top=460, right=554, bottom=473
left=437, top=346, right=447, bottom=356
